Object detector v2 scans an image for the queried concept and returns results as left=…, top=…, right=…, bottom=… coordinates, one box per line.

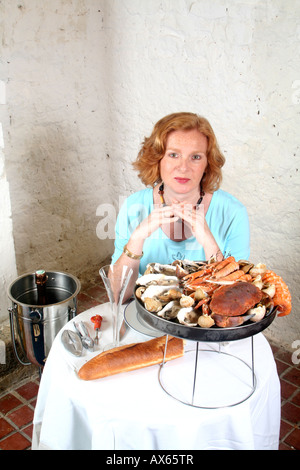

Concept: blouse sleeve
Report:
left=222, top=205, right=250, bottom=261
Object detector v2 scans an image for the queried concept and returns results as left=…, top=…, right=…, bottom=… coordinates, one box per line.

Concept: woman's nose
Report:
left=177, top=156, right=189, bottom=171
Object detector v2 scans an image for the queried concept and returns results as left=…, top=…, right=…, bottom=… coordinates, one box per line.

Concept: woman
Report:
left=111, top=112, right=250, bottom=295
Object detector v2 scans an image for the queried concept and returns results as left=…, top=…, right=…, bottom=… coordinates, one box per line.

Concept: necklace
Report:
left=158, top=182, right=205, bottom=209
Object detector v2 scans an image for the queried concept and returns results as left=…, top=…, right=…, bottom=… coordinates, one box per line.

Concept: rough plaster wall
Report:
left=102, top=0, right=300, bottom=349
left=1, top=0, right=114, bottom=310
left=0, top=94, right=17, bottom=320
left=0, top=0, right=299, bottom=349
left=0, top=17, right=18, bottom=321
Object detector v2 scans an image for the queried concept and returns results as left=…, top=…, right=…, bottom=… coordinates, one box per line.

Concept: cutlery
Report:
left=61, top=329, right=83, bottom=357
left=94, top=327, right=100, bottom=345
left=74, top=321, right=94, bottom=351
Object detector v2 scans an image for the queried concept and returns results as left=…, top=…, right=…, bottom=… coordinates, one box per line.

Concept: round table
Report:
left=32, top=301, right=280, bottom=450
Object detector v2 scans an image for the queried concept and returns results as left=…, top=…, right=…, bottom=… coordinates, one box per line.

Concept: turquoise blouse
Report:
left=111, top=188, right=250, bottom=275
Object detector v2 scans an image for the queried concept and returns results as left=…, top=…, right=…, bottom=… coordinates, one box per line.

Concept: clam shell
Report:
left=177, top=307, right=200, bottom=326
left=144, top=297, right=162, bottom=313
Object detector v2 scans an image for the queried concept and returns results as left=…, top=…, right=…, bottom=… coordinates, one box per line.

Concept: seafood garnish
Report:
left=262, top=283, right=276, bottom=298
left=177, top=307, right=200, bottom=326
left=135, top=286, right=146, bottom=300
left=135, top=256, right=292, bottom=328
left=249, top=263, right=267, bottom=277
left=172, top=259, right=206, bottom=277
left=252, top=275, right=263, bottom=290
left=194, top=287, right=209, bottom=300
left=157, top=301, right=181, bottom=320
left=262, top=270, right=292, bottom=316
left=136, top=273, right=179, bottom=287
left=180, top=295, right=195, bottom=308
left=212, top=313, right=255, bottom=328
left=144, top=297, right=162, bottom=313
left=173, top=259, right=205, bottom=270
left=141, top=285, right=179, bottom=302
left=248, top=305, right=266, bottom=322
left=174, top=264, right=189, bottom=278
left=145, top=263, right=177, bottom=275
left=157, top=288, right=182, bottom=303
left=238, top=260, right=254, bottom=274
left=198, top=314, right=215, bottom=328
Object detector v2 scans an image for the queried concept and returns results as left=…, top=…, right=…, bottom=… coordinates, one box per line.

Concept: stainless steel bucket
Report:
left=8, top=271, right=81, bottom=368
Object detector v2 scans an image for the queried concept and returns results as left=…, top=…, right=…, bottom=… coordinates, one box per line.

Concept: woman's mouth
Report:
left=174, top=177, right=190, bottom=184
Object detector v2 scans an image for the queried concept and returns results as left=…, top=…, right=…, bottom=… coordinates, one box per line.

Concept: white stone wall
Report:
left=0, top=78, right=18, bottom=321
left=0, top=0, right=299, bottom=349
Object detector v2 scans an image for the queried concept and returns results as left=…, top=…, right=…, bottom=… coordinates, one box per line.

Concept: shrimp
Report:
left=262, top=270, right=292, bottom=317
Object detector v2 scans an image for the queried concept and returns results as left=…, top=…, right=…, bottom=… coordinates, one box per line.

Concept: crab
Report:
left=209, top=282, right=263, bottom=327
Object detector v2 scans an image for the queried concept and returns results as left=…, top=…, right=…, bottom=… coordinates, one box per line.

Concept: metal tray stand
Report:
left=135, top=296, right=277, bottom=409
left=159, top=335, right=256, bottom=409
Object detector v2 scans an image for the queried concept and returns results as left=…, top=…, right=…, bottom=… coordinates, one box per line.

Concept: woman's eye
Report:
left=169, top=153, right=178, bottom=158
left=192, top=154, right=202, bottom=160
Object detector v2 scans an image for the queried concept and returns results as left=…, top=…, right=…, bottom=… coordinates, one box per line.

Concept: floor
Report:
left=0, top=282, right=299, bottom=450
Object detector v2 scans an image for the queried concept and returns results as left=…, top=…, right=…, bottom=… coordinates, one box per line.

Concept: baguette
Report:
left=77, top=336, right=184, bottom=381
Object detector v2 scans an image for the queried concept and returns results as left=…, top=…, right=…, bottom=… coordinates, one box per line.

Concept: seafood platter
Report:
left=134, top=256, right=292, bottom=342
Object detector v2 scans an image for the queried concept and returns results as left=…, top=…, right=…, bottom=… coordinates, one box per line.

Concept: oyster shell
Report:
left=136, top=273, right=179, bottom=287
left=157, top=301, right=181, bottom=320
left=141, top=285, right=179, bottom=302
left=172, top=259, right=205, bottom=275
left=145, top=263, right=177, bottom=275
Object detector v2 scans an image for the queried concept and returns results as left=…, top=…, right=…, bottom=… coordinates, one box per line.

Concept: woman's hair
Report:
left=133, top=112, right=225, bottom=193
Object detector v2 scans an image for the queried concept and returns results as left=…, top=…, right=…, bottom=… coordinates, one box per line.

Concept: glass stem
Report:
left=112, top=305, right=119, bottom=347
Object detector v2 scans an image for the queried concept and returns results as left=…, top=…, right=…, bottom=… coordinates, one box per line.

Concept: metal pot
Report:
left=8, top=271, right=81, bottom=368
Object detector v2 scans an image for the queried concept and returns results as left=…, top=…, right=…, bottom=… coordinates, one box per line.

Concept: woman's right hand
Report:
left=131, top=204, right=179, bottom=243
left=113, top=205, right=178, bottom=302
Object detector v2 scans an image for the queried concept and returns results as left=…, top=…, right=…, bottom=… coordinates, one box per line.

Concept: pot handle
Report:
left=68, top=306, right=77, bottom=320
left=8, top=306, right=31, bottom=366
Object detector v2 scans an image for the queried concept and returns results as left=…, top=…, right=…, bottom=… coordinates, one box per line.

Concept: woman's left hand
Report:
left=171, top=200, right=222, bottom=261
left=171, top=200, right=205, bottom=239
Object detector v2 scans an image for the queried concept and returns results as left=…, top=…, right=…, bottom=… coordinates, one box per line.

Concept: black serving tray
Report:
left=135, top=293, right=277, bottom=342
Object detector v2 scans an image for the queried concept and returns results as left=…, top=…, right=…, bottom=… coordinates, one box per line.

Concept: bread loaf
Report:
left=77, top=336, right=184, bottom=381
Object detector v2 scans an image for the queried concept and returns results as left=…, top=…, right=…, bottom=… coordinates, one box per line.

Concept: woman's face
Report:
left=159, top=128, right=208, bottom=195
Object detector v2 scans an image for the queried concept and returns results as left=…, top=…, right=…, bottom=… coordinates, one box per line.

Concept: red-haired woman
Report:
left=111, top=112, right=250, bottom=296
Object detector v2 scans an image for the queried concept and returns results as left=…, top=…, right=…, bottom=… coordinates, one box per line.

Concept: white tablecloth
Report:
left=32, top=302, right=280, bottom=450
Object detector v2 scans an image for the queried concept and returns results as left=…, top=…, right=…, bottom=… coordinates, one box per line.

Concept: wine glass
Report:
left=99, top=264, right=133, bottom=350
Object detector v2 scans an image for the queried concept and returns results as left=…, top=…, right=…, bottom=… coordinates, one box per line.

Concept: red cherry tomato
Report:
left=91, top=314, right=102, bottom=329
